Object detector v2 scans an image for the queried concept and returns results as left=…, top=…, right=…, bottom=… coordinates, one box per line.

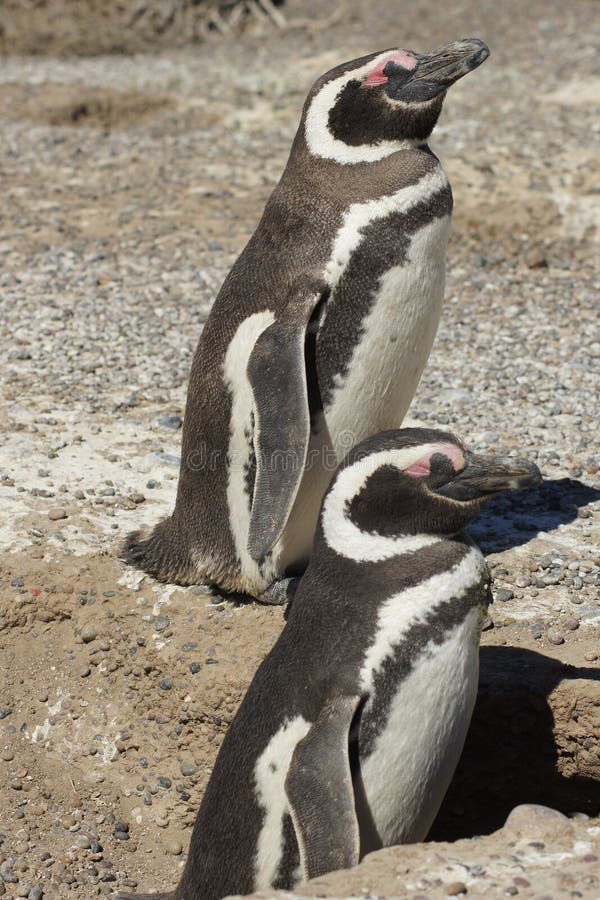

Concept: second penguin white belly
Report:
left=359, top=607, right=481, bottom=846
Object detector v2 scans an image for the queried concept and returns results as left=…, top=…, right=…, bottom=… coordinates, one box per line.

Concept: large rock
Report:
left=227, top=807, right=600, bottom=898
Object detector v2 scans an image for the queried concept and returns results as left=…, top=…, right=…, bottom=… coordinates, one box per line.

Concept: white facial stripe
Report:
left=324, top=166, right=450, bottom=288
left=383, top=93, right=440, bottom=111
left=305, top=51, right=421, bottom=164
left=358, top=546, right=485, bottom=692
left=224, top=311, right=276, bottom=587
left=321, top=443, right=453, bottom=562
left=254, top=716, right=310, bottom=889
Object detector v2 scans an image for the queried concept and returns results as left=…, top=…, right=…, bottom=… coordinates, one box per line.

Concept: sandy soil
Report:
left=1, top=0, right=599, bottom=896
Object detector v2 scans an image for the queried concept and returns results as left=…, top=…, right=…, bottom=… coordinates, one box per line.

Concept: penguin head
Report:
left=322, top=428, right=541, bottom=546
left=303, top=40, right=489, bottom=164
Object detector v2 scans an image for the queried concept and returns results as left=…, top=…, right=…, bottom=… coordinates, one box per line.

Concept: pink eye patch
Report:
left=363, top=51, right=417, bottom=87
left=405, top=445, right=465, bottom=478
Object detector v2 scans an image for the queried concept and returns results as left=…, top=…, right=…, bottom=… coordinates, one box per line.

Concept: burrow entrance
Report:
left=430, top=645, right=600, bottom=840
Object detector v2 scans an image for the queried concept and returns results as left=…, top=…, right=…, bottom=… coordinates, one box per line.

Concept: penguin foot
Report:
left=122, top=518, right=197, bottom=585
left=257, top=577, right=300, bottom=605
left=189, top=582, right=220, bottom=597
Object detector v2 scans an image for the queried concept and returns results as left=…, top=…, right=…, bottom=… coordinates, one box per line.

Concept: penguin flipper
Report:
left=285, top=695, right=362, bottom=881
left=246, top=287, right=325, bottom=561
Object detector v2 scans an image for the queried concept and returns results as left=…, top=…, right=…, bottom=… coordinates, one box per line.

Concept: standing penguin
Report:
left=124, top=428, right=541, bottom=900
left=124, top=41, right=490, bottom=601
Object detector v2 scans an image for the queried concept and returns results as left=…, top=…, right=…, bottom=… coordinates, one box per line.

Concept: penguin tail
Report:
left=121, top=517, right=196, bottom=586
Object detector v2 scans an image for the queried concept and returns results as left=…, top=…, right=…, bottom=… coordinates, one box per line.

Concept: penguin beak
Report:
left=412, top=38, right=490, bottom=90
left=437, top=451, right=542, bottom=502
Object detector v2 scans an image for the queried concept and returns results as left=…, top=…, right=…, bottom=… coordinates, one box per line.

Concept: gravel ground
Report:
left=1, top=0, right=599, bottom=896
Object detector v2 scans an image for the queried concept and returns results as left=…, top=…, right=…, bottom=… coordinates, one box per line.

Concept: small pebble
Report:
left=157, top=415, right=183, bottom=430
left=47, top=508, right=67, bottom=520
left=546, top=627, right=565, bottom=645
left=80, top=626, right=97, bottom=644
left=469, top=866, right=486, bottom=877
left=166, top=840, right=183, bottom=855
left=445, top=883, right=467, bottom=896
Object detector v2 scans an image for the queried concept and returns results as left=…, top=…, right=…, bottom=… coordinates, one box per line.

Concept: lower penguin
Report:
left=124, top=427, right=541, bottom=900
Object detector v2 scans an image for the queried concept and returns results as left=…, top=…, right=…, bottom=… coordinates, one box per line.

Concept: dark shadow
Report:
left=466, top=478, right=600, bottom=555
left=430, top=646, right=600, bottom=840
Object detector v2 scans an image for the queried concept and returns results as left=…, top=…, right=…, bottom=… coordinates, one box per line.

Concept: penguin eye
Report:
left=404, top=448, right=464, bottom=483
left=363, top=53, right=417, bottom=89
left=427, top=452, right=460, bottom=487
left=382, top=60, right=414, bottom=87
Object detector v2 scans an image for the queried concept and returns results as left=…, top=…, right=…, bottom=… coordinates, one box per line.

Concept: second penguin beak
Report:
left=413, top=39, right=490, bottom=88
left=437, top=451, right=542, bottom=502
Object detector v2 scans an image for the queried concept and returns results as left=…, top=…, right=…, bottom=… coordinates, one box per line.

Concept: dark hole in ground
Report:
left=430, top=646, right=600, bottom=840
left=0, top=84, right=171, bottom=130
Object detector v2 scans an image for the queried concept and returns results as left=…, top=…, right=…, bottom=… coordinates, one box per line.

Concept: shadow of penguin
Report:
left=430, top=646, right=600, bottom=840
left=466, top=477, right=600, bottom=555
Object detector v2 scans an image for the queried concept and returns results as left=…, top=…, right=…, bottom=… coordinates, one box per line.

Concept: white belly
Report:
left=325, top=213, right=451, bottom=458
left=359, top=607, right=481, bottom=845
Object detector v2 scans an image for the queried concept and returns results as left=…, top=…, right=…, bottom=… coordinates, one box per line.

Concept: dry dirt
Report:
left=1, top=0, right=599, bottom=897
left=0, top=0, right=288, bottom=56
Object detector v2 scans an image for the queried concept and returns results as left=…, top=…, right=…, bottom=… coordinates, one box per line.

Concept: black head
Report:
left=303, top=40, right=489, bottom=164
left=321, top=428, right=541, bottom=546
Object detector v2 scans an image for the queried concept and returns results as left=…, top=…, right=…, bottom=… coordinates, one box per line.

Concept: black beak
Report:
left=437, top=451, right=542, bottom=502
left=413, top=38, right=489, bottom=90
